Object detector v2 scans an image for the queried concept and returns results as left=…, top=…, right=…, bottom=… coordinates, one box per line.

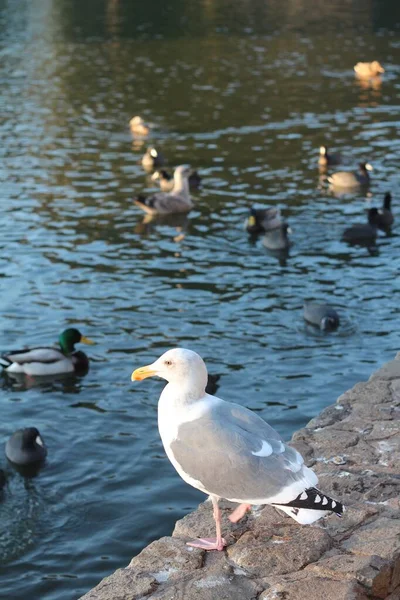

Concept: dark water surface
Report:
left=0, top=0, right=399, bottom=598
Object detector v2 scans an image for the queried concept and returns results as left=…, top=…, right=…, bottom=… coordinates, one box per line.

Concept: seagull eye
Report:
left=164, top=360, right=172, bottom=367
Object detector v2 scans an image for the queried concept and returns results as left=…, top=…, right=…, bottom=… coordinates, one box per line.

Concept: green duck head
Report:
left=59, top=328, right=95, bottom=355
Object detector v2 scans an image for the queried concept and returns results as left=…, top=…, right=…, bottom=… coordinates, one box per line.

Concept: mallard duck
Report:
left=342, top=208, right=379, bottom=244
left=129, top=116, right=150, bottom=136
left=5, top=427, right=47, bottom=466
left=354, top=61, right=384, bottom=78
left=329, top=162, right=372, bottom=190
left=376, top=192, right=394, bottom=230
left=134, top=165, right=193, bottom=215
left=141, top=147, right=165, bottom=171
left=152, top=168, right=201, bottom=192
left=246, top=206, right=284, bottom=234
left=318, top=146, right=342, bottom=167
left=0, top=328, right=95, bottom=376
left=303, top=302, right=340, bottom=331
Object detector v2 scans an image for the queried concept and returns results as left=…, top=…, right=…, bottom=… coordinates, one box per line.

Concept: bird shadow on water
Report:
left=0, top=472, right=46, bottom=565
left=1, top=371, right=87, bottom=394
left=133, top=213, right=190, bottom=239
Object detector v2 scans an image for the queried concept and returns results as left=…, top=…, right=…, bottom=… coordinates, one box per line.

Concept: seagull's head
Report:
left=131, top=348, right=208, bottom=392
left=173, top=165, right=191, bottom=181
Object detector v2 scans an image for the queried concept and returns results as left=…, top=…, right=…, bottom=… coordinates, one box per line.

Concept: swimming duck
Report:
left=342, top=208, right=379, bottom=244
left=354, top=61, right=385, bottom=78
left=329, top=162, right=372, bottom=191
left=262, top=222, right=291, bottom=250
left=318, top=146, right=342, bottom=167
left=141, top=147, right=165, bottom=171
left=303, top=302, right=340, bottom=332
left=152, top=169, right=201, bottom=192
left=246, top=206, right=284, bottom=234
left=0, top=328, right=95, bottom=376
left=134, top=165, right=193, bottom=215
left=129, top=116, right=150, bottom=137
left=376, top=192, right=394, bottom=230
left=5, top=428, right=47, bottom=466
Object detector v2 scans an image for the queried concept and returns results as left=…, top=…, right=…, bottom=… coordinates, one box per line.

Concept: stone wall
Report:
left=81, top=354, right=400, bottom=600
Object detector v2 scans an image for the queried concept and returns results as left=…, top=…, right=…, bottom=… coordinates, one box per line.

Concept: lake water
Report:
left=0, top=0, right=399, bottom=598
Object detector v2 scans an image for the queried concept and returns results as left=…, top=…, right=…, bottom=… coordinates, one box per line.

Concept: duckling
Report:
left=0, top=328, right=95, bottom=376
left=5, top=428, right=47, bottom=466
left=262, top=222, right=291, bottom=250
left=303, top=302, right=340, bottom=332
left=141, top=147, right=165, bottom=171
left=134, top=165, right=193, bottom=215
left=329, top=163, right=372, bottom=191
left=129, top=116, right=150, bottom=137
left=152, top=169, right=201, bottom=192
left=246, top=206, right=284, bottom=235
left=376, top=192, right=394, bottom=230
left=354, top=61, right=385, bottom=78
left=342, top=208, right=379, bottom=244
left=318, top=146, right=342, bottom=167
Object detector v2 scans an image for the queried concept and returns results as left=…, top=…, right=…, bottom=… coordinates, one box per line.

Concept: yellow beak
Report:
left=131, top=365, right=157, bottom=381
left=80, top=336, right=95, bottom=345
left=248, top=215, right=256, bottom=227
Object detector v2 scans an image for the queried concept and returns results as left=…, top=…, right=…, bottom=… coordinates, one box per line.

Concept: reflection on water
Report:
left=0, top=0, right=399, bottom=599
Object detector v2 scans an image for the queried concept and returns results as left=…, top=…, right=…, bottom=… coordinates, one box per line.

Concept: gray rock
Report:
left=260, top=571, right=368, bottom=600
left=305, top=553, right=393, bottom=599
left=149, top=571, right=262, bottom=600
left=79, top=568, right=156, bottom=600
left=129, top=537, right=203, bottom=581
left=342, top=517, right=400, bottom=559
left=227, top=525, right=332, bottom=577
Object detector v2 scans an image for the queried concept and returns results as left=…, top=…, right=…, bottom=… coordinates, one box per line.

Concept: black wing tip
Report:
left=273, top=487, right=344, bottom=516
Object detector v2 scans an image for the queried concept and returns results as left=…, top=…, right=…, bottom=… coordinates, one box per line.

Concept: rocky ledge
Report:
left=81, top=354, right=400, bottom=600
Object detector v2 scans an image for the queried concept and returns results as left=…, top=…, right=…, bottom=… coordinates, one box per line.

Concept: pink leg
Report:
left=229, top=503, right=252, bottom=523
left=186, top=496, right=227, bottom=551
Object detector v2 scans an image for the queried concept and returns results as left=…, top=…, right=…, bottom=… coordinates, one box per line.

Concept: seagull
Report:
left=132, top=348, right=344, bottom=551
left=134, top=165, right=194, bottom=215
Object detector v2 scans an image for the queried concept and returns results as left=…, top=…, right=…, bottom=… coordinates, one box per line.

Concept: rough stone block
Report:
left=342, top=517, right=400, bottom=559
left=227, top=525, right=332, bottom=577
left=129, top=536, right=203, bottom=582
left=369, top=357, right=400, bottom=381
left=149, top=571, right=262, bottom=600
left=79, top=568, right=156, bottom=600
left=305, top=553, right=393, bottom=598
left=260, top=572, right=368, bottom=600
left=319, top=502, right=379, bottom=540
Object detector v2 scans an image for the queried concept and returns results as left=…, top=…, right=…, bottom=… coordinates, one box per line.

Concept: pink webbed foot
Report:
left=186, top=537, right=227, bottom=551
left=229, top=503, right=252, bottom=523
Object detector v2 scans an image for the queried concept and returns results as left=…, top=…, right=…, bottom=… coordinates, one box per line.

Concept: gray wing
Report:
left=152, top=192, right=192, bottom=214
left=170, top=400, right=316, bottom=502
left=3, top=346, right=64, bottom=364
